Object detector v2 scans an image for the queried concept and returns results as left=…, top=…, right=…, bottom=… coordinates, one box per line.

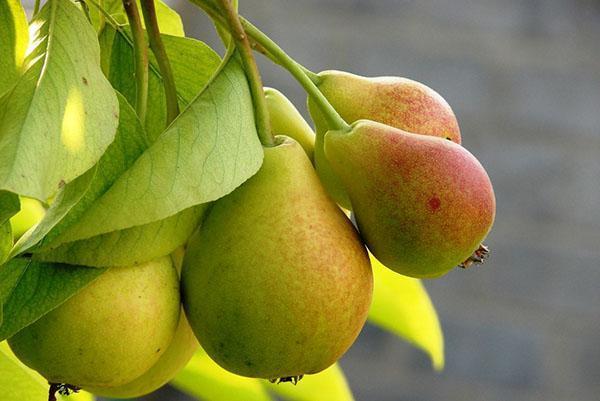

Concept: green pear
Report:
left=9, top=197, right=45, bottom=239
left=181, top=136, right=373, bottom=380
left=308, top=70, right=461, bottom=209
left=265, top=87, right=315, bottom=161
left=8, top=257, right=181, bottom=387
left=325, top=120, right=495, bottom=278
left=85, top=311, right=198, bottom=398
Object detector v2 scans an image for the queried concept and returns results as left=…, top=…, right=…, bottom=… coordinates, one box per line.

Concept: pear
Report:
left=181, top=136, right=372, bottom=380
left=308, top=70, right=460, bottom=209
left=8, top=257, right=181, bottom=388
left=265, top=87, right=315, bottom=161
left=84, top=311, right=198, bottom=398
left=84, top=249, right=198, bottom=398
left=325, top=120, right=495, bottom=278
left=9, top=197, right=45, bottom=239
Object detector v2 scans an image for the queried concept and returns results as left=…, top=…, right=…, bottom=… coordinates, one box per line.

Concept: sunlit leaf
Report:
left=171, top=349, right=273, bottom=401
left=0, top=0, right=28, bottom=95
left=0, top=341, right=52, bottom=401
left=0, top=342, right=95, bottom=401
left=47, top=49, right=263, bottom=244
left=265, top=364, right=354, bottom=401
left=0, top=0, right=119, bottom=201
left=368, top=253, right=444, bottom=370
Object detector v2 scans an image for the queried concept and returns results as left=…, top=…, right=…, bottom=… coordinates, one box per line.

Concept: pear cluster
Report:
left=6, top=72, right=494, bottom=396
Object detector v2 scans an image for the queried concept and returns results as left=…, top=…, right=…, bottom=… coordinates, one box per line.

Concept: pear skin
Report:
left=8, top=257, right=180, bottom=387
left=265, top=87, right=315, bottom=161
left=9, top=197, right=45, bottom=239
left=325, top=120, right=495, bottom=278
left=181, top=137, right=372, bottom=380
left=308, top=70, right=460, bottom=209
left=84, top=311, right=198, bottom=398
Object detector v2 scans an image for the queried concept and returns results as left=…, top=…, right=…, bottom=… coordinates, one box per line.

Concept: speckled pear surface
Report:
left=85, top=311, right=198, bottom=398
left=325, top=120, right=495, bottom=278
left=8, top=257, right=180, bottom=387
left=308, top=70, right=461, bottom=209
left=181, top=137, right=372, bottom=380
left=265, top=87, right=316, bottom=161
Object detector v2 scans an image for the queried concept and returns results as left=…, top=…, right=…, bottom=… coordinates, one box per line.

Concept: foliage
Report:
left=0, top=0, right=473, bottom=400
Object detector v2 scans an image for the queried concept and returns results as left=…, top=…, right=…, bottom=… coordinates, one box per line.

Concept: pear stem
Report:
left=216, top=0, right=274, bottom=146
left=122, top=0, right=149, bottom=123
left=140, top=0, right=180, bottom=125
left=191, top=0, right=350, bottom=133
left=33, top=0, right=41, bottom=16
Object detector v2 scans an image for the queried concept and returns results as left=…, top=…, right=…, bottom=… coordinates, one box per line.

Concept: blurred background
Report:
left=19, top=0, right=598, bottom=400
left=153, top=0, right=600, bottom=400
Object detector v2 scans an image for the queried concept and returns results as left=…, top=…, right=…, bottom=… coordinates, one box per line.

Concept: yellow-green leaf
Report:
left=368, top=254, right=445, bottom=370
left=0, top=0, right=119, bottom=201
left=172, top=349, right=273, bottom=401
left=0, top=342, right=95, bottom=401
left=265, top=364, right=354, bottom=401
left=0, top=0, right=28, bottom=95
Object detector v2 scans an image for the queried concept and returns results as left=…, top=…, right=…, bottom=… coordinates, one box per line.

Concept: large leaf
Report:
left=368, top=254, right=444, bottom=370
left=172, top=349, right=273, bottom=401
left=0, top=0, right=119, bottom=201
left=265, top=364, right=354, bottom=401
left=35, top=204, right=207, bottom=267
left=0, top=342, right=95, bottom=401
left=0, top=341, right=54, bottom=401
left=90, top=0, right=185, bottom=36
left=9, top=92, right=145, bottom=258
left=0, top=258, right=105, bottom=341
left=48, top=49, right=263, bottom=245
left=11, top=95, right=206, bottom=268
left=102, top=27, right=222, bottom=142
left=0, top=0, right=28, bottom=95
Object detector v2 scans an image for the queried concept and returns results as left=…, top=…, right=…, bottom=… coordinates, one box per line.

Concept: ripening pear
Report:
left=8, top=257, right=180, bottom=388
left=308, top=70, right=460, bottom=208
left=325, top=120, right=495, bottom=278
left=9, top=197, right=45, bottom=239
left=265, top=87, right=315, bottom=161
left=85, top=311, right=198, bottom=398
left=181, top=136, right=373, bottom=380
left=84, top=249, right=198, bottom=398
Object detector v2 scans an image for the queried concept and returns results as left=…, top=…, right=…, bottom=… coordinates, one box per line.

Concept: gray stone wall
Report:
left=166, top=1, right=600, bottom=400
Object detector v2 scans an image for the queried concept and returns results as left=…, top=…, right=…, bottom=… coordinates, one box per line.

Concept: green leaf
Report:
left=49, top=49, right=263, bottom=244
left=0, top=0, right=119, bottom=201
left=171, top=349, right=273, bottom=401
left=265, top=364, right=354, bottom=401
left=9, top=168, right=96, bottom=259
left=0, top=258, right=105, bottom=341
left=0, top=342, right=95, bottom=401
left=0, top=191, right=20, bottom=224
left=35, top=204, right=207, bottom=267
left=102, top=27, right=222, bottom=142
left=0, top=222, right=12, bottom=268
left=90, top=0, right=185, bottom=37
left=0, top=0, right=28, bottom=96
left=11, top=93, right=205, bottom=268
left=368, top=254, right=445, bottom=370
left=13, top=93, right=146, bottom=257
left=0, top=191, right=19, bottom=267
